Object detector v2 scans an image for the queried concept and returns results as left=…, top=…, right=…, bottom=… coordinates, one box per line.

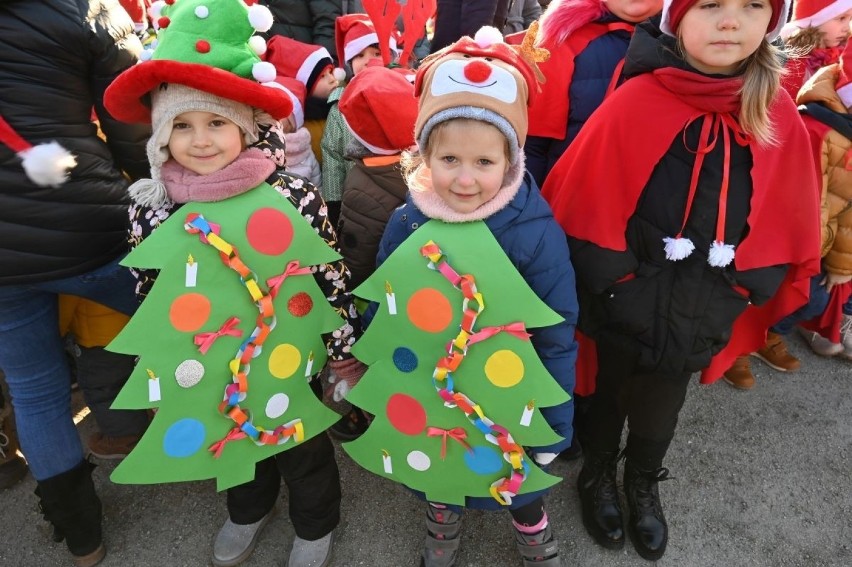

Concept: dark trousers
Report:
left=586, top=332, right=691, bottom=470
left=227, top=433, right=341, bottom=541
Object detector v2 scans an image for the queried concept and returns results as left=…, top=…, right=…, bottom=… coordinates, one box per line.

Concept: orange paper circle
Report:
left=169, top=293, right=211, bottom=332
left=407, top=288, right=453, bottom=333
left=246, top=207, right=294, bottom=256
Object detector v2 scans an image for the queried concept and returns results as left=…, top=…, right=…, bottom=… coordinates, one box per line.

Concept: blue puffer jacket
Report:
left=525, top=14, right=632, bottom=187
left=376, top=173, right=578, bottom=510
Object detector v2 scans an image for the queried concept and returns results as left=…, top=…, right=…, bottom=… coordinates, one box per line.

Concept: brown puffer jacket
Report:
left=797, top=64, right=852, bottom=276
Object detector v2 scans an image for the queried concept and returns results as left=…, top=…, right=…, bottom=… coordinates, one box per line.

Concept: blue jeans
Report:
left=0, top=257, right=138, bottom=480
left=845, top=295, right=852, bottom=316
left=771, top=273, right=831, bottom=335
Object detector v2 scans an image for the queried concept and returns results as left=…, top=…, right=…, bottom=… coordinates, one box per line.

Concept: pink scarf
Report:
left=161, top=148, right=276, bottom=204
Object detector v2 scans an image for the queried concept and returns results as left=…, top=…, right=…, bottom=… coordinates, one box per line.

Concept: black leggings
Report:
left=226, top=432, right=341, bottom=540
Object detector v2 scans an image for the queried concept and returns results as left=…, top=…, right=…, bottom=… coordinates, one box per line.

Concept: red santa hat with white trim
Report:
left=264, top=36, right=344, bottom=95
left=338, top=65, right=418, bottom=155
left=269, top=76, right=307, bottom=129
left=335, top=13, right=397, bottom=67
left=781, top=0, right=852, bottom=38
left=662, top=0, right=790, bottom=40
left=0, top=115, right=76, bottom=186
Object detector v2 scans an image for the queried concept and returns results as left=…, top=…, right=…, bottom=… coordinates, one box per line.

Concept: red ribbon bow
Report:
left=194, top=317, right=242, bottom=354
left=468, top=322, right=531, bottom=346
left=426, top=426, right=472, bottom=459
left=266, top=260, right=312, bottom=298
left=208, top=426, right=247, bottom=458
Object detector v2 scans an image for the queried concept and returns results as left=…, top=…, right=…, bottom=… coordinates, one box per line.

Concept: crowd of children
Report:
left=3, top=0, right=852, bottom=566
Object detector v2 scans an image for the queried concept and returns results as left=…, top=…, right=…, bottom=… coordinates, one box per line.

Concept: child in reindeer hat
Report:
left=104, top=1, right=364, bottom=565
left=375, top=26, right=578, bottom=567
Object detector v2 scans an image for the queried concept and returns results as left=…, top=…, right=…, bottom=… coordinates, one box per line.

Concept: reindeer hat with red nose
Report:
left=413, top=25, right=546, bottom=166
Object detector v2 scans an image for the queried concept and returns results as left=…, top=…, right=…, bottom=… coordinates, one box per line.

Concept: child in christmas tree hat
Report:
left=105, top=1, right=364, bottom=565
left=373, top=26, right=578, bottom=567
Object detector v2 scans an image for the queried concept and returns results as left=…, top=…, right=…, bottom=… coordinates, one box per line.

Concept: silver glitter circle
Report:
left=175, top=359, right=205, bottom=388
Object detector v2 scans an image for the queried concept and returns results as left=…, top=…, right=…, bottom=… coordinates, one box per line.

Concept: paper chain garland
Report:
left=420, top=240, right=532, bottom=505
left=184, top=213, right=313, bottom=457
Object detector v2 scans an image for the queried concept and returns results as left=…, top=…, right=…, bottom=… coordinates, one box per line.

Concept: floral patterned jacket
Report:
left=128, top=122, right=360, bottom=360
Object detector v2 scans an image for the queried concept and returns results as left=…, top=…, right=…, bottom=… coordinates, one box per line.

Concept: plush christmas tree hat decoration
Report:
left=105, top=0, right=292, bottom=124
left=0, top=115, right=76, bottom=186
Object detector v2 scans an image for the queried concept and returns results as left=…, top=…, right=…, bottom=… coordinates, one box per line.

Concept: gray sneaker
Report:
left=797, top=327, right=843, bottom=357
left=212, top=509, right=274, bottom=567
left=421, top=505, right=461, bottom=567
left=288, top=531, right=334, bottom=567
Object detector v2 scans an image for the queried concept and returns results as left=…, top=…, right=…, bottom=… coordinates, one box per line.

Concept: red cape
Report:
left=541, top=69, right=822, bottom=388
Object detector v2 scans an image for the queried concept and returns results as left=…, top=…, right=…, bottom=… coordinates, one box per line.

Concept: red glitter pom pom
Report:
left=287, top=292, right=313, bottom=317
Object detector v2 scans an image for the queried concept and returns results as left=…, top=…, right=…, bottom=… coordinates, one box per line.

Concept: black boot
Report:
left=35, top=460, right=105, bottom=567
left=576, top=451, right=624, bottom=549
left=624, top=460, right=670, bottom=561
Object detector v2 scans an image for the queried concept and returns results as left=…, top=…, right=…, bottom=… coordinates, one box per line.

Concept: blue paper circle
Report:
left=163, top=418, right=206, bottom=458
left=463, top=445, right=504, bottom=476
left=392, top=347, right=418, bottom=373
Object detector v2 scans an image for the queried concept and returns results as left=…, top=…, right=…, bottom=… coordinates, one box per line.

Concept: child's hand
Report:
left=326, top=357, right=367, bottom=401
left=821, top=272, right=852, bottom=292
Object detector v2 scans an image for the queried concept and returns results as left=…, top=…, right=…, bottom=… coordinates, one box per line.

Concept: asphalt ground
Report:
left=1, top=333, right=850, bottom=566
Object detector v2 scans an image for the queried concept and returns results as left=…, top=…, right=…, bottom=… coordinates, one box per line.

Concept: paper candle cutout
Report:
left=185, top=254, right=198, bottom=287
left=344, top=220, right=570, bottom=506
left=108, top=184, right=344, bottom=490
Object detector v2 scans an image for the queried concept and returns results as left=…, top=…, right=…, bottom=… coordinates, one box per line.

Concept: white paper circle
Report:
left=407, top=450, right=431, bottom=471
left=175, top=359, right=204, bottom=388
left=265, top=393, right=290, bottom=419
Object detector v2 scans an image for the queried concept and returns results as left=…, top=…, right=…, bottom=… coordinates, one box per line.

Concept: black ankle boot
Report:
left=35, top=460, right=105, bottom=566
left=577, top=451, right=624, bottom=549
left=624, top=461, right=670, bottom=561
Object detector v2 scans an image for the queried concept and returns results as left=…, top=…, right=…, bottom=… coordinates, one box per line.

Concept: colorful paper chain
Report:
left=420, top=240, right=532, bottom=505
left=184, top=213, right=309, bottom=456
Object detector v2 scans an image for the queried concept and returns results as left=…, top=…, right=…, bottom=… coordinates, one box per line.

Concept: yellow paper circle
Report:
left=484, top=350, right=524, bottom=388
left=268, top=344, right=301, bottom=379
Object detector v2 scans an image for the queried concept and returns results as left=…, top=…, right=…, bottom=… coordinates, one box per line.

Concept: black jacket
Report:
left=0, top=0, right=150, bottom=285
left=569, top=21, right=787, bottom=374
left=261, top=0, right=341, bottom=62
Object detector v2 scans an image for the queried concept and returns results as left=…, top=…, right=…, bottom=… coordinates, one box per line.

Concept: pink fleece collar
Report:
left=161, top=148, right=276, bottom=204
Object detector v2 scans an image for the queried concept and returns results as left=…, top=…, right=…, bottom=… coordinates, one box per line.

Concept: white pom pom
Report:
left=194, top=5, right=209, bottom=18
left=252, top=61, right=276, bottom=83
left=149, top=0, right=166, bottom=19
left=708, top=241, right=736, bottom=267
left=662, top=236, right=695, bottom=261
left=128, top=178, right=170, bottom=209
left=248, top=4, right=274, bottom=33
left=19, top=142, right=76, bottom=186
left=248, top=35, right=267, bottom=56
left=473, top=26, right=504, bottom=48
left=332, top=67, right=347, bottom=82
left=139, top=48, right=154, bottom=62
left=332, top=379, right=351, bottom=402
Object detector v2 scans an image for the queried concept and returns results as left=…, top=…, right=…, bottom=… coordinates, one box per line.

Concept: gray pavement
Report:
left=1, top=334, right=850, bottom=566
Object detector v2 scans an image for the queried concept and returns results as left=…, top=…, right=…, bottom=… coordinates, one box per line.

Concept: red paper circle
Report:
left=196, top=40, right=211, bottom=54
left=246, top=208, right=294, bottom=256
left=386, top=393, right=427, bottom=436
left=287, top=292, right=313, bottom=317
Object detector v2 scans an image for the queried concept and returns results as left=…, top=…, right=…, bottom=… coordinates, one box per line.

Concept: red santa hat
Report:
left=836, top=41, right=852, bottom=107
left=338, top=65, right=418, bottom=155
left=335, top=13, right=397, bottom=66
left=0, top=115, right=76, bottom=186
left=264, top=36, right=343, bottom=95
left=782, top=0, right=852, bottom=37
left=269, top=76, right=307, bottom=129
left=662, top=0, right=790, bottom=40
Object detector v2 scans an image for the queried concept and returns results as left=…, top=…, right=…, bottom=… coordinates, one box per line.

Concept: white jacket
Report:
left=284, top=127, right=322, bottom=189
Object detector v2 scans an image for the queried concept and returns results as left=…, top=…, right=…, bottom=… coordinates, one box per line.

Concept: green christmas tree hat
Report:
left=105, top=0, right=292, bottom=123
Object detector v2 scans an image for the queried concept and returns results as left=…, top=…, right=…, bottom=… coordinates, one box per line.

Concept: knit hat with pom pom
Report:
left=414, top=25, right=546, bottom=166
left=0, top=115, right=76, bottom=187
left=105, top=0, right=293, bottom=124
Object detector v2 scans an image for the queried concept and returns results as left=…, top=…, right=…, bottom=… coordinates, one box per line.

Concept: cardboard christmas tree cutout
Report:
left=344, top=220, right=569, bottom=506
left=109, top=184, right=343, bottom=490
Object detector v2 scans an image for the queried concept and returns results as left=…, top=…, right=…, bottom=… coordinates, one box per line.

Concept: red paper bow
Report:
left=208, top=426, right=247, bottom=458
left=266, top=260, right=312, bottom=298
left=468, top=322, right=531, bottom=346
left=194, top=317, right=242, bottom=354
left=426, top=426, right=472, bottom=459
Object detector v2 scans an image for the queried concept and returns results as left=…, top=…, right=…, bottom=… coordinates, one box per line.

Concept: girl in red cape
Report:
left=540, top=0, right=821, bottom=560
